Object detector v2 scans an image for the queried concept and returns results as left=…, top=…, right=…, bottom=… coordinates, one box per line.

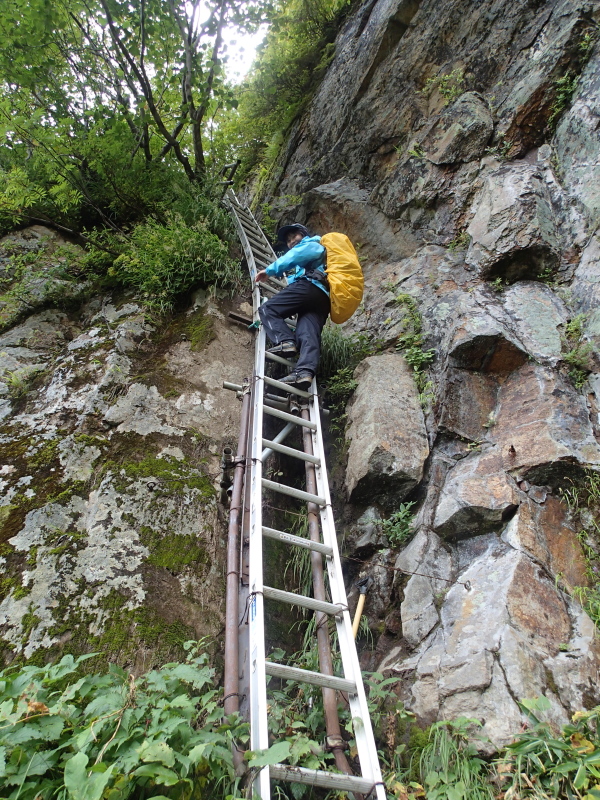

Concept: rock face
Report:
left=0, top=227, right=253, bottom=669
left=263, top=0, right=600, bottom=747
left=345, top=354, right=428, bottom=504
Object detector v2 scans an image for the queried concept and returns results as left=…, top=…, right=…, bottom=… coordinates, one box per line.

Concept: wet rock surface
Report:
left=264, top=0, right=600, bottom=747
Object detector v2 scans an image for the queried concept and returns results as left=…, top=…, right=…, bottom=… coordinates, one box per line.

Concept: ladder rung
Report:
left=263, top=406, right=317, bottom=429
left=262, top=478, right=326, bottom=506
left=270, top=765, right=375, bottom=793
left=230, top=202, right=254, bottom=220
left=243, top=229, right=274, bottom=254
left=265, top=662, right=356, bottom=692
left=261, top=438, right=320, bottom=464
left=246, top=238, right=273, bottom=258
left=262, top=525, right=332, bottom=555
left=263, top=375, right=311, bottom=399
left=260, top=282, right=279, bottom=295
left=265, top=351, right=296, bottom=368
left=263, top=586, right=345, bottom=616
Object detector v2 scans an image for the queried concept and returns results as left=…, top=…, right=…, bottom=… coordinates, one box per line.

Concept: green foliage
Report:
left=496, top=697, right=600, bottom=799
left=407, top=144, right=426, bottom=160
left=382, top=502, right=416, bottom=547
left=560, top=469, right=600, bottom=628
left=484, top=136, right=512, bottom=160
left=491, top=276, right=507, bottom=292
left=318, top=323, right=373, bottom=381
left=214, top=0, right=352, bottom=189
left=420, top=68, right=465, bottom=105
left=106, top=214, right=241, bottom=313
left=0, top=642, right=247, bottom=799
left=448, top=232, right=470, bottom=252
left=548, top=71, right=580, bottom=130
left=561, top=314, right=594, bottom=389
left=0, top=0, right=271, bottom=236
left=394, top=293, right=435, bottom=406
left=317, top=324, right=378, bottom=438
left=420, top=718, right=494, bottom=800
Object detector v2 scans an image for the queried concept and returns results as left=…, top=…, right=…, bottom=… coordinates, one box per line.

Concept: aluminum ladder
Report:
left=223, top=190, right=386, bottom=800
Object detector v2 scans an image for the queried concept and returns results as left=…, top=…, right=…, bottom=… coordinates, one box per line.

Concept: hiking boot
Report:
left=267, top=341, right=298, bottom=356
left=279, top=370, right=313, bottom=390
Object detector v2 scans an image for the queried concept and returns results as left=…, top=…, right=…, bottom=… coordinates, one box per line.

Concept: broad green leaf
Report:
left=132, top=763, right=180, bottom=785
left=64, top=752, right=88, bottom=794
left=64, top=751, right=115, bottom=800
left=246, top=741, right=291, bottom=768
left=138, top=740, right=176, bottom=767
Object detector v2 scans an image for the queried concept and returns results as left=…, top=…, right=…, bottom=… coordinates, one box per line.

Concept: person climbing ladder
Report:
left=255, top=223, right=330, bottom=390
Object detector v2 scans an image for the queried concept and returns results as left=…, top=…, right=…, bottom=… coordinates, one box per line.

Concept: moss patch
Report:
left=139, top=526, right=208, bottom=571
left=15, top=589, right=197, bottom=672
left=186, top=310, right=216, bottom=352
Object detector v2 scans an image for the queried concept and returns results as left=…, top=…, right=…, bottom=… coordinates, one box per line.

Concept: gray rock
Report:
left=448, top=314, right=528, bottom=373
left=345, top=354, right=429, bottom=504
left=554, top=50, right=600, bottom=221
left=491, top=363, right=600, bottom=485
left=304, top=178, right=419, bottom=261
left=433, top=448, right=518, bottom=538
left=422, top=92, right=494, bottom=165
left=502, top=282, right=567, bottom=363
left=466, top=162, right=560, bottom=281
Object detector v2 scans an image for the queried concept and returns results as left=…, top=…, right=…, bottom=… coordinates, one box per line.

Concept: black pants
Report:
left=258, top=279, right=330, bottom=375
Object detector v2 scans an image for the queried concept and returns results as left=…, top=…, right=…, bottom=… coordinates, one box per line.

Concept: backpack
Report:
left=320, top=233, right=364, bottom=324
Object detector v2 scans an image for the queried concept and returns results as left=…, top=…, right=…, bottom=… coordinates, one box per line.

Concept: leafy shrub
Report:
left=420, top=68, right=465, bottom=105
left=0, top=642, right=247, bottom=800
left=213, top=0, right=353, bottom=189
left=382, top=502, right=416, bottom=546
left=561, top=313, right=595, bottom=389
left=108, top=214, right=241, bottom=313
left=496, top=697, right=600, bottom=799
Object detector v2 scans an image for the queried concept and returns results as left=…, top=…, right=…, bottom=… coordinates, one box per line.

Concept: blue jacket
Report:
left=265, top=236, right=329, bottom=295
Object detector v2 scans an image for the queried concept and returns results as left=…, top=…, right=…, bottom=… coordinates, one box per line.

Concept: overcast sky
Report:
left=223, top=24, right=268, bottom=83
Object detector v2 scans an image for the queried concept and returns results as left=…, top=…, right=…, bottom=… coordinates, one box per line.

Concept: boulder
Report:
left=492, top=363, right=600, bottom=484
left=502, top=282, right=567, bottom=363
left=433, top=448, right=519, bottom=538
left=345, top=354, right=429, bottom=504
left=438, top=368, right=498, bottom=440
left=422, top=92, right=493, bottom=165
left=304, top=178, right=419, bottom=262
left=466, top=162, right=560, bottom=281
left=449, top=315, right=528, bottom=373
left=394, top=529, right=453, bottom=647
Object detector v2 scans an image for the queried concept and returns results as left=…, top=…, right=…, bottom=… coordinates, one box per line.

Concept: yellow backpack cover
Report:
left=321, top=232, right=364, bottom=324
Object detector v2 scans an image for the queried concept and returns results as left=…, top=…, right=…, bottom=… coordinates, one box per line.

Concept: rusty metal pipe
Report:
left=301, top=408, right=355, bottom=780
left=224, top=383, right=251, bottom=772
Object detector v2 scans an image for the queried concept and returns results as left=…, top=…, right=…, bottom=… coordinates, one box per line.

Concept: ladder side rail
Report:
left=300, top=401, right=356, bottom=779
left=238, top=380, right=254, bottom=723
left=224, top=383, right=251, bottom=716
left=224, top=194, right=262, bottom=322
left=248, top=323, right=270, bottom=800
left=224, top=383, right=251, bottom=771
left=307, top=390, right=386, bottom=799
